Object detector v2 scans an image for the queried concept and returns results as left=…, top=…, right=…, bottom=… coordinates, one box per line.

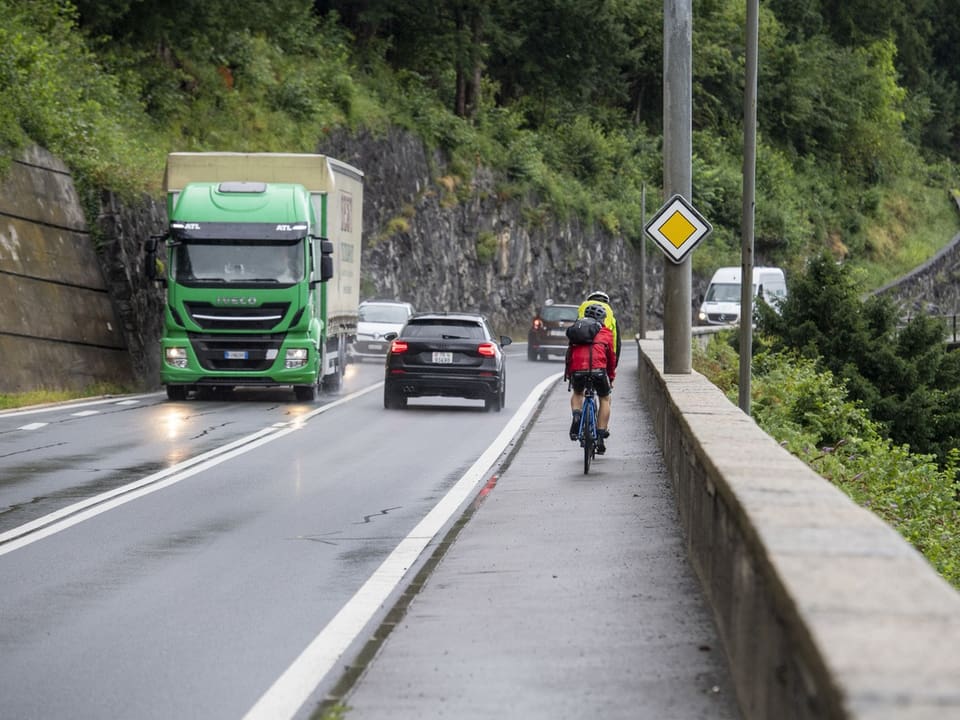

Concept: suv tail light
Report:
left=478, top=343, right=496, bottom=357
left=532, top=318, right=544, bottom=330
left=390, top=340, right=408, bottom=354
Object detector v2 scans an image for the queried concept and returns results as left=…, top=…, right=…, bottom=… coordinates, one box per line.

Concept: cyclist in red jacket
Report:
left=564, top=303, right=617, bottom=453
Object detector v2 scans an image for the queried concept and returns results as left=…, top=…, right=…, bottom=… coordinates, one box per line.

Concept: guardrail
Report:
left=635, top=336, right=960, bottom=720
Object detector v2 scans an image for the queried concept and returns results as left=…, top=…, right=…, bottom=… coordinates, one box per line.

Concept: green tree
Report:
left=758, top=253, right=960, bottom=465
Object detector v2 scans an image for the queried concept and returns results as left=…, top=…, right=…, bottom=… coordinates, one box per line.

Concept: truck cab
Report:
left=146, top=152, right=363, bottom=402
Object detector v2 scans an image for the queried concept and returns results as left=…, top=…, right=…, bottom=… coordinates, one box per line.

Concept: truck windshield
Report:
left=173, top=239, right=305, bottom=286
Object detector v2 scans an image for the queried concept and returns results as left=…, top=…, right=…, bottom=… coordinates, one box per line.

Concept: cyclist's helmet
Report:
left=587, top=290, right=610, bottom=304
left=584, top=303, right=607, bottom=321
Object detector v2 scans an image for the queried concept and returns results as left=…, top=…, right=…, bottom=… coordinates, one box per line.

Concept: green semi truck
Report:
left=144, top=152, right=363, bottom=401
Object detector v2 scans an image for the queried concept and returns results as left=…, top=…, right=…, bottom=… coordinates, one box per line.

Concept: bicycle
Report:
left=575, top=372, right=600, bottom=474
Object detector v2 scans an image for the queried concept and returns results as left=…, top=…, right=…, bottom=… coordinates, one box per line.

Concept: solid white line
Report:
left=0, top=393, right=159, bottom=418
left=242, top=372, right=563, bottom=720
left=0, top=383, right=384, bottom=556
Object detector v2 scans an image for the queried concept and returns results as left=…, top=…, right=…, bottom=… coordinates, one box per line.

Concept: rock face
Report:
left=95, top=128, right=665, bottom=390
left=92, top=187, right=167, bottom=388
left=317, top=127, right=660, bottom=337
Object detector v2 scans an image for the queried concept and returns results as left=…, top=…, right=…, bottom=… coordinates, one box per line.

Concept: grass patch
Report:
left=0, top=382, right=135, bottom=410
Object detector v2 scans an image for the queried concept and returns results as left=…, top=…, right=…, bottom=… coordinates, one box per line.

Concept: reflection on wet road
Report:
left=0, top=346, right=562, bottom=720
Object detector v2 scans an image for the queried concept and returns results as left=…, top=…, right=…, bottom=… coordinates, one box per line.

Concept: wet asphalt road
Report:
left=0, top=347, right=556, bottom=719
left=329, top=350, right=741, bottom=720
left=0, top=342, right=738, bottom=719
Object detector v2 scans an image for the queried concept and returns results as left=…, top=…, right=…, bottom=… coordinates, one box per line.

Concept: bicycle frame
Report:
left=577, top=376, right=599, bottom=474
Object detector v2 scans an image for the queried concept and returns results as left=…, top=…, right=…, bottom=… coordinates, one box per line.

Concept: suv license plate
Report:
left=432, top=351, right=453, bottom=364
left=224, top=350, right=249, bottom=360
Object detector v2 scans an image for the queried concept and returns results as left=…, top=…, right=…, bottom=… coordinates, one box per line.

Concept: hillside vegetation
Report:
left=1, top=0, right=958, bottom=287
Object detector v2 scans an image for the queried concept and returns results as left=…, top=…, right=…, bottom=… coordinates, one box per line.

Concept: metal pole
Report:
left=737, top=0, right=759, bottom=413
left=663, top=0, right=692, bottom=374
left=639, top=183, right=647, bottom=339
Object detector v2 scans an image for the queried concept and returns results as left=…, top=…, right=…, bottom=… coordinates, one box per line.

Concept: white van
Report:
left=349, top=299, right=416, bottom=360
left=698, top=266, right=787, bottom=325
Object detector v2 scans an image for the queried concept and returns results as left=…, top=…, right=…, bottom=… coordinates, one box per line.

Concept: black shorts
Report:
left=570, top=370, right=611, bottom=397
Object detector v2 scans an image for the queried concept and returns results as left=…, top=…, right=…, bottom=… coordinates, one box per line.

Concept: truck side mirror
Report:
left=319, top=238, right=334, bottom=282
left=144, top=234, right=167, bottom=286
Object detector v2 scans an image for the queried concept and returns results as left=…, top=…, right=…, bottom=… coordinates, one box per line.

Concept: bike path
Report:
left=326, top=369, right=742, bottom=719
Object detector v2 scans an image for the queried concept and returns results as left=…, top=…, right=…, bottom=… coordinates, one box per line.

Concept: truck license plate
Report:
left=224, top=350, right=249, bottom=360
left=432, top=351, right=453, bottom=364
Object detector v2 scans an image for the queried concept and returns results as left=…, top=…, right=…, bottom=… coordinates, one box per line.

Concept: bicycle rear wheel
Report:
left=582, top=399, right=596, bottom=474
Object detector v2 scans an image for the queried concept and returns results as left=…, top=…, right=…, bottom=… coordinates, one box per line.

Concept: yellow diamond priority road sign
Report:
left=644, top=194, right=712, bottom=264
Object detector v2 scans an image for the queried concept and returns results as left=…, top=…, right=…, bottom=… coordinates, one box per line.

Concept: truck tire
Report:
left=294, top=384, right=318, bottom=402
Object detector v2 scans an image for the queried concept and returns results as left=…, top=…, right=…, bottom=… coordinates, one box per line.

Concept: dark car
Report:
left=383, top=312, right=512, bottom=411
left=527, top=301, right=580, bottom=361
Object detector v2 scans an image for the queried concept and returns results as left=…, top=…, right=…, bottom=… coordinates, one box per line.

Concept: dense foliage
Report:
left=756, top=253, right=960, bottom=466
left=694, top=338, right=960, bottom=587
left=1, top=0, right=958, bottom=282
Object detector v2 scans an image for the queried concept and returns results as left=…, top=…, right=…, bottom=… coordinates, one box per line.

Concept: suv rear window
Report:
left=403, top=320, right=485, bottom=340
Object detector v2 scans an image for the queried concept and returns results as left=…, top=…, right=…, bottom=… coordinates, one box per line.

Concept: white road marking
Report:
left=242, top=372, right=563, bottom=720
left=70, top=410, right=100, bottom=417
left=0, top=393, right=158, bottom=418
left=0, top=383, right=384, bottom=556
left=17, top=422, right=48, bottom=431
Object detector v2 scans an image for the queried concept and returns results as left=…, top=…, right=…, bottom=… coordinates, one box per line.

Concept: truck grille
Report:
left=188, top=333, right=285, bottom=371
left=183, top=302, right=290, bottom=331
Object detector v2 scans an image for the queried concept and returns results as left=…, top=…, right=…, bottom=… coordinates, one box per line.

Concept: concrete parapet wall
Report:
left=0, top=147, right=133, bottom=392
left=636, top=338, right=960, bottom=720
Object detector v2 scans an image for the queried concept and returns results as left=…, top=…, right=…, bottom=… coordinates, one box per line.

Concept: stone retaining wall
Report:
left=0, top=147, right=134, bottom=393
left=636, top=337, right=960, bottom=720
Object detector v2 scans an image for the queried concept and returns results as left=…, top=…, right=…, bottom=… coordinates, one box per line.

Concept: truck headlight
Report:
left=165, top=346, right=188, bottom=369
left=285, top=348, right=309, bottom=368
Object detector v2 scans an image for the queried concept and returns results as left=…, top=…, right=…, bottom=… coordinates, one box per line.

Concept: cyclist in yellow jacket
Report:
left=578, top=290, right=620, bottom=366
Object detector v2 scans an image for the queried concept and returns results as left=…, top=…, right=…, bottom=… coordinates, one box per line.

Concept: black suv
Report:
left=383, top=312, right=512, bottom=411
left=527, top=301, right=580, bottom=361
